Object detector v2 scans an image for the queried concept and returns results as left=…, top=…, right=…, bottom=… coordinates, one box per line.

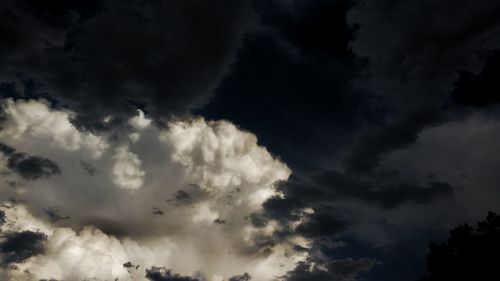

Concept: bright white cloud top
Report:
left=0, top=99, right=308, bottom=281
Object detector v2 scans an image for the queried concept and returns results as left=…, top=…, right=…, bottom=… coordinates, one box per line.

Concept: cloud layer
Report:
left=0, top=0, right=254, bottom=130
left=0, top=99, right=306, bottom=281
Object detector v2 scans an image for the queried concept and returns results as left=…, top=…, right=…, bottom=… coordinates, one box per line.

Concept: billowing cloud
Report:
left=0, top=99, right=308, bottom=281
left=0, top=0, right=254, bottom=130
left=9, top=226, right=131, bottom=281
left=161, top=118, right=291, bottom=204
left=0, top=99, right=108, bottom=158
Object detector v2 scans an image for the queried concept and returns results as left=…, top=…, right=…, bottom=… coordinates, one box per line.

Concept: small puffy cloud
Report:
left=111, top=146, right=146, bottom=190
left=0, top=99, right=108, bottom=158
left=129, top=110, right=152, bottom=130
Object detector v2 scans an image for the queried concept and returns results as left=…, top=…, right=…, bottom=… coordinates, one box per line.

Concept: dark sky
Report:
left=1, top=1, right=500, bottom=281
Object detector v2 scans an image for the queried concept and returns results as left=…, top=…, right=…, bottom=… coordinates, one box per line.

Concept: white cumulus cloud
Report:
left=0, top=99, right=307, bottom=281
left=111, top=146, right=146, bottom=190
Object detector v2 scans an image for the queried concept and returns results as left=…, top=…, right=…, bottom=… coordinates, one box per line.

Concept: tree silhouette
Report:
left=418, top=212, right=500, bottom=281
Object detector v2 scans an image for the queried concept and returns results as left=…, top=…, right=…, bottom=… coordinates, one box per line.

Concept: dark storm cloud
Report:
left=200, top=0, right=373, bottom=170
left=175, top=191, right=191, bottom=202
left=0, top=142, right=15, bottom=155
left=213, top=218, right=226, bottom=225
left=0, top=211, right=5, bottom=226
left=310, top=171, right=454, bottom=209
left=260, top=172, right=453, bottom=223
left=145, top=267, right=198, bottom=281
left=453, top=50, right=500, bottom=107
left=7, top=153, right=61, bottom=180
left=344, top=0, right=500, bottom=174
left=204, top=2, right=500, bottom=280
left=152, top=207, right=164, bottom=216
left=280, top=257, right=379, bottom=281
left=45, top=208, right=70, bottom=223
left=0, top=0, right=253, bottom=130
left=0, top=231, right=47, bottom=264
left=80, top=161, right=96, bottom=176
left=0, top=0, right=498, bottom=280
left=228, top=272, right=251, bottom=281
left=343, top=109, right=447, bottom=174
left=250, top=171, right=454, bottom=249
left=0, top=143, right=61, bottom=180
left=294, top=208, right=350, bottom=238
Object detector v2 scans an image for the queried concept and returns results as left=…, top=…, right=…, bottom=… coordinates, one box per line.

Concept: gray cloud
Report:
left=80, top=161, right=96, bottom=176
left=0, top=231, right=47, bottom=264
left=0, top=0, right=254, bottom=130
left=343, top=0, right=500, bottom=174
left=0, top=142, right=61, bottom=180
left=145, top=267, right=198, bottom=281
left=45, top=208, right=70, bottom=223
left=228, top=272, right=251, bottom=281
left=255, top=172, right=454, bottom=238
left=310, top=171, right=454, bottom=209
left=7, top=152, right=61, bottom=180
left=280, top=257, right=379, bottom=281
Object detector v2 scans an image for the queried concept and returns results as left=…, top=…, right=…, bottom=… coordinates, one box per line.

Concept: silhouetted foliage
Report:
left=418, top=212, right=500, bottom=281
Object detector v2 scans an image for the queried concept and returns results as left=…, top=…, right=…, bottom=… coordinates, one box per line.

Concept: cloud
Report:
left=341, top=0, right=500, bottom=174
left=0, top=0, right=254, bottom=130
left=111, top=145, right=145, bottom=190
left=0, top=99, right=108, bottom=158
left=145, top=267, right=199, bottom=281
left=6, top=152, right=61, bottom=181
left=343, top=110, right=446, bottom=174
left=0, top=142, right=61, bottom=180
left=310, top=171, right=454, bottom=209
left=45, top=209, right=70, bottom=223
left=0, top=99, right=305, bottom=281
left=453, top=50, right=500, bottom=107
left=161, top=118, right=291, bottom=205
left=0, top=211, right=5, bottom=226
left=8, top=226, right=132, bottom=281
left=279, top=257, right=379, bottom=281
left=0, top=231, right=47, bottom=264
left=253, top=171, right=454, bottom=243
left=129, top=110, right=152, bottom=131
left=199, top=0, right=368, bottom=171
left=228, top=272, right=251, bottom=281
left=80, top=161, right=96, bottom=176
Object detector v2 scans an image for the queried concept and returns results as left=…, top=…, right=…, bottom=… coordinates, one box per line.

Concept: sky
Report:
left=0, top=0, right=500, bottom=281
